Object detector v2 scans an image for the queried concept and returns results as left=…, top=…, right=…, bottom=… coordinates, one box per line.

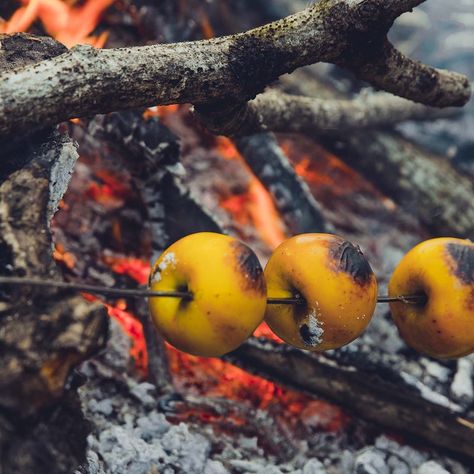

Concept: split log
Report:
left=226, top=338, right=474, bottom=460
left=280, top=70, right=474, bottom=239
left=235, top=133, right=327, bottom=234
left=321, top=131, right=474, bottom=239
left=0, top=0, right=470, bottom=139
left=0, top=34, right=107, bottom=474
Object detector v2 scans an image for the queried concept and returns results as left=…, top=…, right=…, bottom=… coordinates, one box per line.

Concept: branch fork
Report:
left=0, top=0, right=470, bottom=140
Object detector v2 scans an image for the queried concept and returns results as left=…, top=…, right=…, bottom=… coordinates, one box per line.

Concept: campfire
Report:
left=1, top=1, right=474, bottom=473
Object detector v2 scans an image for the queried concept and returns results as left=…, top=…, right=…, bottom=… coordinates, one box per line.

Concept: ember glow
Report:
left=168, top=347, right=349, bottom=433
left=216, top=137, right=287, bottom=250
left=1, top=0, right=114, bottom=47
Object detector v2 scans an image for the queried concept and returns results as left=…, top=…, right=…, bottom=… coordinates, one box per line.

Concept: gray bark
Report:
left=195, top=89, right=459, bottom=138
left=0, top=0, right=470, bottom=140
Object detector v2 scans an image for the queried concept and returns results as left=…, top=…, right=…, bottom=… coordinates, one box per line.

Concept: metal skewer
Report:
left=0, top=276, right=425, bottom=305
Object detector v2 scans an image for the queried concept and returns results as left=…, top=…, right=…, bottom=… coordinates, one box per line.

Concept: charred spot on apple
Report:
left=232, top=241, right=266, bottom=295
left=331, top=240, right=373, bottom=286
left=446, top=243, right=474, bottom=285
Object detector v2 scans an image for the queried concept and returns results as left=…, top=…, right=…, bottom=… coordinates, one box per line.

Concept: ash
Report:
left=300, top=310, right=324, bottom=348
left=76, top=321, right=467, bottom=474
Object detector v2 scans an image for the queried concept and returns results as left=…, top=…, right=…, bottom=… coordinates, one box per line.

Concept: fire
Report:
left=143, top=104, right=181, bottom=121
left=85, top=169, right=131, bottom=208
left=53, top=242, right=76, bottom=270
left=216, top=137, right=287, bottom=250
left=105, top=300, right=148, bottom=374
left=102, top=255, right=150, bottom=285
left=1, top=0, right=115, bottom=47
left=79, top=291, right=148, bottom=375
left=168, top=346, right=349, bottom=433
left=281, top=138, right=376, bottom=198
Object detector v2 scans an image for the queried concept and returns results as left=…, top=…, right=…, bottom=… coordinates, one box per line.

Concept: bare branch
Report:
left=381, top=0, right=427, bottom=18
left=257, top=90, right=459, bottom=134
left=0, top=0, right=470, bottom=140
left=339, top=42, right=471, bottom=108
left=195, top=90, right=459, bottom=137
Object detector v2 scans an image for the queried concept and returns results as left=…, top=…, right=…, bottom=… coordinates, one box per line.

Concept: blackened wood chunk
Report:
left=0, top=33, right=66, bottom=73
left=0, top=127, right=107, bottom=473
left=87, top=111, right=222, bottom=255
left=0, top=35, right=108, bottom=471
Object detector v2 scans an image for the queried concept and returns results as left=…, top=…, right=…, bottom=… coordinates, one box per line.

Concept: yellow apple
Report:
left=264, top=233, right=377, bottom=351
left=148, top=232, right=267, bottom=357
left=389, top=237, right=474, bottom=359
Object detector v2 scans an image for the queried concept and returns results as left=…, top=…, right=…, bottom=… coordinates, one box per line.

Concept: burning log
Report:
left=323, top=131, right=474, bottom=239
left=287, top=71, right=474, bottom=239
left=235, top=133, right=327, bottom=234
left=0, top=34, right=107, bottom=474
left=81, top=110, right=223, bottom=391
left=0, top=0, right=470, bottom=139
left=226, top=338, right=474, bottom=460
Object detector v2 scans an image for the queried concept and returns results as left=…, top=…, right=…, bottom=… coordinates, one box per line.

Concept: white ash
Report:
left=75, top=318, right=470, bottom=474
left=151, top=251, right=177, bottom=283
left=300, top=309, right=324, bottom=347
left=417, top=461, right=450, bottom=474
left=450, top=356, right=474, bottom=407
left=301, top=458, right=326, bottom=474
left=420, top=359, right=450, bottom=384
left=399, top=371, right=462, bottom=412
left=353, top=449, right=390, bottom=474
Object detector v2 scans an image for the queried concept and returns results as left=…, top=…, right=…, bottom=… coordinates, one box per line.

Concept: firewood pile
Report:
left=0, top=1, right=473, bottom=473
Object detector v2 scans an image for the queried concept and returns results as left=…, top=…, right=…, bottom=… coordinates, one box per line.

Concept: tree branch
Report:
left=195, top=90, right=459, bottom=137
left=0, top=0, right=470, bottom=139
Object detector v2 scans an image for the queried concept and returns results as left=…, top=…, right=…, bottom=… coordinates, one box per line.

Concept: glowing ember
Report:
left=253, top=321, right=283, bottom=343
left=85, top=169, right=131, bottom=208
left=1, top=0, right=115, bottom=47
left=143, top=105, right=181, bottom=120
left=105, top=301, right=148, bottom=375
left=168, top=346, right=349, bottom=433
left=53, top=242, right=76, bottom=270
left=282, top=138, right=378, bottom=198
left=102, top=255, right=150, bottom=285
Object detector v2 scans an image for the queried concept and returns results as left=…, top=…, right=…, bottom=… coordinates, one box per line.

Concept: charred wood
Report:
left=0, top=34, right=107, bottom=474
left=323, top=132, right=474, bottom=239
left=276, top=70, right=474, bottom=239
left=226, top=338, right=474, bottom=461
left=85, top=110, right=222, bottom=392
left=235, top=133, right=327, bottom=234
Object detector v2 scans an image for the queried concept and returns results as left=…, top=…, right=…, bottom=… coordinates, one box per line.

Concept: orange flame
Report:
left=143, top=105, right=181, bottom=121
left=216, top=137, right=287, bottom=250
left=1, top=0, right=114, bottom=47
left=105, top=301, right=148, bottom=375
left=53, top=242, right=76, bottom=270
left=103, top=255, right=151, bottom=285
